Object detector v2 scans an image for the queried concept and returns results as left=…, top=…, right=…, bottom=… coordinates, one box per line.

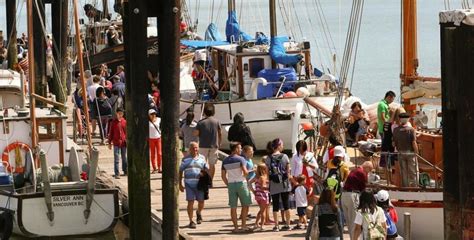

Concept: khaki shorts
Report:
left=199, top=147, right=218, bottom=165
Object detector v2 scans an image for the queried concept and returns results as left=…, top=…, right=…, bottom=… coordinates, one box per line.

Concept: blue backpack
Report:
left=385, top=211, right=398, bottom=237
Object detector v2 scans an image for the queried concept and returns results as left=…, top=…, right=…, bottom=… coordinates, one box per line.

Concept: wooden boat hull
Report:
left=0, top=189, right=119, bottom=237
left=83, top=37, right=158, bottom=72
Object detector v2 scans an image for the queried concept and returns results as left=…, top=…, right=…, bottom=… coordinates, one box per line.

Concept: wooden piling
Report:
left=33, top=0, right=47, bottom=100
left=455, top=22, right=474, bottom=240
left=6, top=0, right=18, bottom=69
left=157, top=0, right=181, bottom=239
left=440, top=22, right=461, bottom=240
left=51, top=0, right=69, bottom=112
left=441, top=15, right=474, bottom=239
left=123, top=0, right=152, bottom=238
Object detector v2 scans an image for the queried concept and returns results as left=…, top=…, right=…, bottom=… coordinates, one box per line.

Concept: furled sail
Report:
left=205, top=23, right=224, bottom=42
left=269, top=36, right=303, bottom=66
left=225, top=10, right=252, bottom=42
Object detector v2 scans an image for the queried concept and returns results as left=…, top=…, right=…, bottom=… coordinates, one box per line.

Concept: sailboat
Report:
left=179, top=1, right=340, bottom=151
left=0, top=0, right=118, bottom=237
left=366, top=1, right=444, bottom=239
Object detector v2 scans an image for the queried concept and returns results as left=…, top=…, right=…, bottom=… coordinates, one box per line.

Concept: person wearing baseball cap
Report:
left=393, top=112, right=419, bottom=187
left=149, top=108, right=162, bottom=173
left=375, top=190, right=399, bottom=239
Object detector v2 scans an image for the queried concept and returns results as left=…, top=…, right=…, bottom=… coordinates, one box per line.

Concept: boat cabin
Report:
left=0, top=70, right=77, bottom=168
left=208, top=42, right=313, bottom=100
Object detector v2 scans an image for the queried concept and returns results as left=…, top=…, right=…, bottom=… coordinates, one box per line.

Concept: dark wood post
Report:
left=6, top=0, right=18, bottom=69
left=33, top=0, right=47, bottom=99
left=455, top=23, right=474, bottom=240
left=441, top=16, right=474, bottom=239
left=440, top=23, right=461, bottom=240
left=123, top=0, right=152, bottom=238
left=51, top=0, right=69, bottom=112
left=158, top=0, right=180, bottom=239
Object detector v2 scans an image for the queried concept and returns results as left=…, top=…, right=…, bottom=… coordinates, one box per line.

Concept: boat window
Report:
left=248, top=58, right=265, bottom=78
left=37, top=120, right=61, bottom=140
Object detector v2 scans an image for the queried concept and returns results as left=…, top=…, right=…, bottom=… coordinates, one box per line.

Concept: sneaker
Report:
left=114, top=175, right=120, bottom=179
left=272, top=226, right=279, bottom=232
left=120, top=172, right=127, bottom=176
left=151, top=170, right=158, bottom=174
left=292, top=224, right=302, bottom=230
left=196, top=212, right=202, bottom=224
left=188, top=221, right=196, bottom=229
left=281, top=225, right=291, bottom=231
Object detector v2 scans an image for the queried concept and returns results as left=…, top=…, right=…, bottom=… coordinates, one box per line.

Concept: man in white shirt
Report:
left=86, top=76, right=102, bottom=135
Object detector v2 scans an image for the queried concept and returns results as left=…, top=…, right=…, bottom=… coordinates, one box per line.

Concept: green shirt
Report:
left=377, top=99, right=389, bottom=134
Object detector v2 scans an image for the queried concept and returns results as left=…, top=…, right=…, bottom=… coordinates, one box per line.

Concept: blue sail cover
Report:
left=205, top=23, right=224, bottom=41
left=225, top=11, right=252, bottom=42
left=269, top=36, right=303, bottom=65
left=180, top=40, right=228, bottom=49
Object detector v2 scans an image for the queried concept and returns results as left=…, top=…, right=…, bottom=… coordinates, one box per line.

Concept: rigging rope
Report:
left=290, top=0, right=304, bottom=41
left=315, top=0, right=341, bottom=74
left=337, top=0, right=364, bottom=107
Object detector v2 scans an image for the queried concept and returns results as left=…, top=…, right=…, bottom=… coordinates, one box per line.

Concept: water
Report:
left=0, top=0, right=457, bottom=103
left=186, top=0, right=453, bottom=103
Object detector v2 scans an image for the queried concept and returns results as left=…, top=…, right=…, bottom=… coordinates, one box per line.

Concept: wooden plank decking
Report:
left=64, top=96, right=351, bottom=239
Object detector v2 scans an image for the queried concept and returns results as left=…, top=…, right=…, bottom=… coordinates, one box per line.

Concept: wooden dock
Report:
left=64, top=97, right=351, bottom=239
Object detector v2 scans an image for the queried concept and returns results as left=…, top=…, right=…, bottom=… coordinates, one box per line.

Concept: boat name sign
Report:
left=52, top=195, right=85, bottom=207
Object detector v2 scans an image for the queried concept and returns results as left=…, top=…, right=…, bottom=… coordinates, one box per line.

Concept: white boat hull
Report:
left=388, top=190, right=443, bottom=240
left=181, top=96, right=335, bottom=151
left=0, top=189, right=119, bottom=237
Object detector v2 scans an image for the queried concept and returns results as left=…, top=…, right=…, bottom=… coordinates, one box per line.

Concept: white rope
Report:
left=337, top=0, right=365, bottom=106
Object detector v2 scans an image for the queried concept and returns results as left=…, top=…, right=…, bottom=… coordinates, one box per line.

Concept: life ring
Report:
left=2, top=141, right=31, bottom=174
left=0, top=210, right=13, bottom=240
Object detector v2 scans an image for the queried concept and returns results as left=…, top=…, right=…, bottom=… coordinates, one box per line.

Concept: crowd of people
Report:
left=176, top=98, right=406, bottom=239
left=72, top=63, right=162, bottom=179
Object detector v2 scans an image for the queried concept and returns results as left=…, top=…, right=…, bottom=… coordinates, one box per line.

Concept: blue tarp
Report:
left=225, top=11, right=253, bottom=42
left=255, top=32, right=269, bottom=45
left=204, top=23, right=224, bottom=41
left=180, top=40, right=229, bottom=49
left=256, top=68, right=297, bottom=98
left=269, top=36, right=303, bottom=66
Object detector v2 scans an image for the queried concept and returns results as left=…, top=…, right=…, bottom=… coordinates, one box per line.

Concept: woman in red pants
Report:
left=148, top=109, right=162, bottom=173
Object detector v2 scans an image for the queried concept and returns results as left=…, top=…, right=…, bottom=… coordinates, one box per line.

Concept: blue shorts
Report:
left=185, top=184, right=205, bottom=201
left=297, top=207, right=307, bottom=217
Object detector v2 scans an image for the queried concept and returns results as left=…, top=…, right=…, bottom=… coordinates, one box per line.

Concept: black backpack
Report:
left=268, top=154, right=288, bottom=183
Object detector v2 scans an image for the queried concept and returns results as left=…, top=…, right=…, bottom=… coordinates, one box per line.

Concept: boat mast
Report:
left=102, top=0, right=109, bottom=19
left=269, top=0, right=277, bottom=37
left=72, top=0, right=93, bottom=155
left=269, top=0, right=277, bottom=68
left=228, top=0, right=235, bottom=13
left=401, top=0, right=418, bottom=114
left=27, top=0, right=38, bottom=151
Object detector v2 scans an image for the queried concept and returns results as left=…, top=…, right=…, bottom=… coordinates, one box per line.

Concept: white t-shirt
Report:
left=294, top=185, right=308, bottom=208
left=291, top=152, right=318, bottom=178
left=149, top=118, right=161, bottom=139
left=354, top=206, right=386, bottom=239
left=87, top=83, right=101, bottom=101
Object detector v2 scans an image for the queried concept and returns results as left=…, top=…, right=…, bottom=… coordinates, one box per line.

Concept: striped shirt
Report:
left=179, top=154, right=208, bottom=187
left=19, top=58, right=28, bottom=79
left=222, top=155, right=246, bottom=183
